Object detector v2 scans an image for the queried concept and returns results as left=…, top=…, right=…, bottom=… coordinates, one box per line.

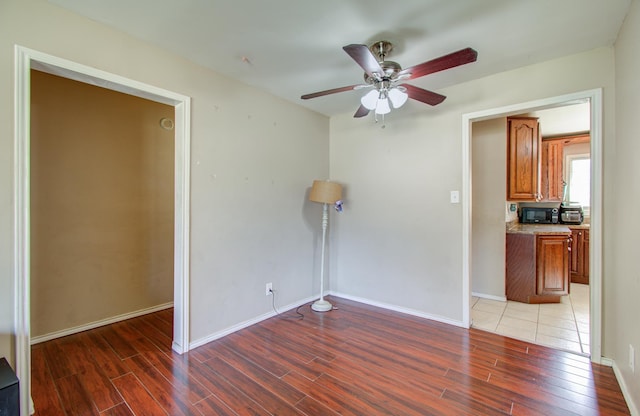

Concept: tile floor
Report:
left=471, top=283, right=590, bottom=355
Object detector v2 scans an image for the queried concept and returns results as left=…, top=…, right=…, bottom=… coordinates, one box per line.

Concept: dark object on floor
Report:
left=0, top=357, right=19, bottom=416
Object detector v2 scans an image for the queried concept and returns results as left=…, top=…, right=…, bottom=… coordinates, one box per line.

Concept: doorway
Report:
left=13, top=46, right=191, bottom=415
left=461, top=89, right=603, bottom=364
left=30, top=69, right=175, bottom=343
left=470, top=104, right=591, bottom=355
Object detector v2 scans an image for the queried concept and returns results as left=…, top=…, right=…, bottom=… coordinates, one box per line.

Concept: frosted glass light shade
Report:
left=309, top=180, right=342, bottom=204
left=360, top=90, right=378, bottom=110
left=375, top=98, right=391, bottom=114
left=388, top=88, right=408, bottom=108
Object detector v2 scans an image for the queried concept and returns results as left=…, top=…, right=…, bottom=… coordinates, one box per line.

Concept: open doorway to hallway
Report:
left=29, top=69, right=176, bottom=344
left=14, top=46, right=191, bottom=416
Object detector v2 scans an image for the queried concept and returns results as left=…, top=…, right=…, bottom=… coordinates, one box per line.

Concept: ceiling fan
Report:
left=301, top=41, right=478, bottom=118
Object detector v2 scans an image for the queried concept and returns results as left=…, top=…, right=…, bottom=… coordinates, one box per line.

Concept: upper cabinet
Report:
left=507, top=115, right=590, bottom=202
left=540, top=133, right=590, bottom=202
left=507, top=117, right=541, bottom=201
left=540, top=139, right=564, bottom=202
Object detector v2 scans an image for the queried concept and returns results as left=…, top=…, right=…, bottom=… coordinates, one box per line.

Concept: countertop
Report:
left=506, top=222, right=585, bottom=235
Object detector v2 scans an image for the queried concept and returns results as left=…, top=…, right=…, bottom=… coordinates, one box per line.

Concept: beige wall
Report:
left=330, top=47, right=615, bottom=323
left=30, top=70, right=174, bottom=337
left=0, top=0, right=330, bottom=365
left=613, top=0, right=640, bottom=408
left=471, top=118, right=507, bottom=298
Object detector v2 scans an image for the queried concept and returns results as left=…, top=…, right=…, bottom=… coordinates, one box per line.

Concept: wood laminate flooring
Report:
left=31, top=296, right=630, bottom=415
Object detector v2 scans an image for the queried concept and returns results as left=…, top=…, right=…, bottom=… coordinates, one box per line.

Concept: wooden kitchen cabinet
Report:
left=506, top=231, right=571, bottom=303
left=507, top=117, right=541, bottom=201
left=570, top=227, right=590, bottom=284
left=539, top=133, right=590, bottom=202
left=540, top=139, right=564, bottom=202
left=536, top=234, right=571, bottom=296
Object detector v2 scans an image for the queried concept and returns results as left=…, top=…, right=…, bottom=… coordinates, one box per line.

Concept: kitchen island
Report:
left=506, top=222, right=572, bottom=303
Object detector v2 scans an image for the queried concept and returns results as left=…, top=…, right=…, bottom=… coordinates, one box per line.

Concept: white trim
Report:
left=462, top=89, right=603, bottom=364
left=13, top=44, right=32, bottom=416
left=462, top=116, right=471, bottom=328
left=189, top=295, right=318, bottom=349
left=472, top=292, right=507, bottom=302
left=330, top=292, right=466, bottom=328
left=609, top=359, right=640, bottom=416
left=14, top=45, right=192, bottom=416
left=600, top=357, right=614, bottom=367
left=30, top=303, right=174, bottom=345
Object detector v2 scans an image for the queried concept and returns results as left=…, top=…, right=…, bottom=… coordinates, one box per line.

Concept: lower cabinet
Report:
left=536, top=235, right=571, bottom=296
left=506, top=232, right=571, bottom=303
left=570, top=227, right=590, bottom=284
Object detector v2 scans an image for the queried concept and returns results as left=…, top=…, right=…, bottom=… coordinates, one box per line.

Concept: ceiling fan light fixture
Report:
left=388, top=87, right=408, bottom=108
left=360, top=89, right=378, bottom=110
left=375, top=97, right=391, bottom=115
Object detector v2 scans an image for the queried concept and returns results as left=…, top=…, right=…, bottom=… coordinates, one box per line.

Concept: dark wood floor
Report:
left=31, top=296, right=630, bottom=415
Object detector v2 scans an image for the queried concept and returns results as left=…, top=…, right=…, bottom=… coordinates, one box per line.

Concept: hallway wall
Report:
left=30, top=70, right=175, bottom=338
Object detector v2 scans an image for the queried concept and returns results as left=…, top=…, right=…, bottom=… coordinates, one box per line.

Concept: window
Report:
left=565, top=154, right=590, bottom=212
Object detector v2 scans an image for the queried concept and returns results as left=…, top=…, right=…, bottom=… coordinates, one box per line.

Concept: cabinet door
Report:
left=584, top=230, right=590, bottom=283
left=540, top=139, right=564, bottom=201
left=570, top=228, right=589, bottom=284
left=570, top=228, right=583, bottom=276
left=507, top=117, right=540, bottom=201
left=536, top=235, right=570, bottom=296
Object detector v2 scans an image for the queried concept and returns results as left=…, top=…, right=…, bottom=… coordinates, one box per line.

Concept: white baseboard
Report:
left=189, top=295, right=317, bottom=350
left=472, top=292, right=507, bottom=302
left=30, top=302, right=174, bottom=345
left=329, top=291, right=466, bottom=328
left=609, top=358, right=640, bottom=416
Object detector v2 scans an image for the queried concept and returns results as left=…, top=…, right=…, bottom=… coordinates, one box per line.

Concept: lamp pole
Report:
left=312, top=203, right=332, bottom=312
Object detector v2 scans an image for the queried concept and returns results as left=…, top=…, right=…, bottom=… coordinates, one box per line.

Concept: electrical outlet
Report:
left=630, top=344, right=635, bottom=373
left=265, top=283, right=272, bottom=296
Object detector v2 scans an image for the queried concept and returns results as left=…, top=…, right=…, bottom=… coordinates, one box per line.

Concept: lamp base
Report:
left=311, top=299, right=333, bottom=312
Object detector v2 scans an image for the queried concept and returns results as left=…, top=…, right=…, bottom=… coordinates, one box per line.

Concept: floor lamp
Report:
left=309, top=180, right=343, bottom=312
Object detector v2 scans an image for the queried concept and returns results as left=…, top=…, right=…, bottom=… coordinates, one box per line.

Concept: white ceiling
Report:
left=49, top=0, right=631, bottom=117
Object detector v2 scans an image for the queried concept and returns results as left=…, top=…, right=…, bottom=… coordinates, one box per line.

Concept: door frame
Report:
left=461, top=89, right=603, bottom=363
left=13, top=45, right=191, bottom=415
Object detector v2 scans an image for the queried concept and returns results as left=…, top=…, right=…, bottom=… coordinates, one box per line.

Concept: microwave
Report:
left=520, top=206, right=559, bottom=224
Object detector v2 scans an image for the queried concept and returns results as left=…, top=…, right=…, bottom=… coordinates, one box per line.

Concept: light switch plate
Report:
left=450, top=190, right=460, bottom=204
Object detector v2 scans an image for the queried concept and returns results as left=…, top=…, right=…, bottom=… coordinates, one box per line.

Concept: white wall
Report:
left=613, top=0, right=640, bottom=410
left=330, top=47, right=615, bottom=324
left=0, top=0, right=330, bottom=364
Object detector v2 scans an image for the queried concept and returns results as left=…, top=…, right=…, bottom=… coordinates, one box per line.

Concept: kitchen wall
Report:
left=612, top=0, right=640, bottom=409
left=0, top=0, right=330, bottom=364
left=30, top=70, right=174, bottom=338
left=471, top=118, right=507, bottom=299
left=330, top=47, right=615, bottom=325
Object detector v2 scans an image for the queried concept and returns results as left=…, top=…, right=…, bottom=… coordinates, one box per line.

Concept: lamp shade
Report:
left=360, top=90, right=378, bottom=110
left=375, top=97, right=391, bottom=115
left=388, top=87, right=408, bottom=108
left=309, top=180, right=342, bottom=204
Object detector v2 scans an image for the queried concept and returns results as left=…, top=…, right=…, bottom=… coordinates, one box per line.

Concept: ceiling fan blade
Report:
left=343, top=44, right=384, bottom=77
left=301, top=84, right=361, bottom=100
left=398, top=47, right=478, bottom=80
left=402, top=84, right=447, bottom=106
left=353, top=105, right=370, bottom=118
